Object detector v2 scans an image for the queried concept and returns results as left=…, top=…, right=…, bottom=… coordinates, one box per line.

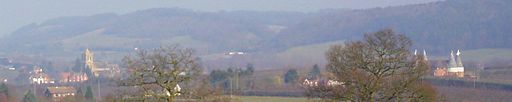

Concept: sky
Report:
left=0, top=0, right=443, bottom=36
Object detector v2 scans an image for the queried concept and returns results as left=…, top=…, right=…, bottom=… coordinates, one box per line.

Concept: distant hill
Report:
left=0, top=8, right=308, bottom=56
left=275, top=0, right=512, bottom=55
left=0, top=0, right=511, bottom=64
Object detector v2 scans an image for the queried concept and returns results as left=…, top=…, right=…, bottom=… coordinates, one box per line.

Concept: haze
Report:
left=2, top=0, right=512, bottom=101
left=0, top=0, right=442, bottom=36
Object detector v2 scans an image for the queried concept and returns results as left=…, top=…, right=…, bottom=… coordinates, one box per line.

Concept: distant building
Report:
left=83, top=48, right=97, bottom=76
left=59, top=72, right=88, bottom=83
left=166, top=84, right=182, bottom=96
left=29, top=66, right=55, bottom=84
left=226, top=51, right=245, bottom=55
left=44, top=86, right=76, bottom=101
left=447, top=50, right=464, bottom=77
left=82, top=48, right=120, bottom=77
left=94, top=62, right=121, bottom=78
left=302, top=79, right=344, bottom=87
left=0, top=77, right=7, bottom=83
left=414, top=49, right=429, bottom=62
left=30, top=73, right=54, bottom=84
left=434, top=68, right=447, bottom=77
left=434, top=50, right=465, bottom=78
left=303, top=79, right=319, bottom=87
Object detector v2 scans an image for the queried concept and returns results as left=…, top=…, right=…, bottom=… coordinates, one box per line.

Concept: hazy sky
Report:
left=0, top=0, right=443, bottom=36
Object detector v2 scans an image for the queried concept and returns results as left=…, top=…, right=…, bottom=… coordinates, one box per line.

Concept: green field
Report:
left=461, top=48, right=512, bottom=62
left=234, top=96, right=309, bottom=102
left=277, top=40, right=344, bottom=65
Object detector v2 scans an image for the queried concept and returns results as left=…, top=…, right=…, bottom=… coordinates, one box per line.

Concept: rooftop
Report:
left=46, top=86, right=76, bottom=94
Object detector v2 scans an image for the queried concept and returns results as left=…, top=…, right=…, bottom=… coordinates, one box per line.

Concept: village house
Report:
left=434, top=67, right=447, bottom=77
left=44, top=86, right=77, bottom=101
left=30, top=73, right=54, bottom=84
left=29, top=66, right=55, bottom=84
left=303, top=79, right=344, bottom=87
left=59, top=72, right=88, bottom=83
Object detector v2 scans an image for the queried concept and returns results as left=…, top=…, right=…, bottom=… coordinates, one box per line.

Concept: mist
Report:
left=0, top=0, right=442, bottom=36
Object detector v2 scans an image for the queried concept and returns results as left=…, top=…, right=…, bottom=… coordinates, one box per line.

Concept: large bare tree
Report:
left=307, top=29, right=436, bottom=102
left=121, top=45, right=202, bottom=102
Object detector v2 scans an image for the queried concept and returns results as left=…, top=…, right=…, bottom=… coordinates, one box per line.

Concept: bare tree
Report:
left=188, top=77, right=231, bottom=102
left=121, top=45, right=202, bottom=102
left=307, top=29, right=436, bottom=102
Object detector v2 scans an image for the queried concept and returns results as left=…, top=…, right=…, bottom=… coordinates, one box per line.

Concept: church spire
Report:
left=83, top=48, right=96, bottom=77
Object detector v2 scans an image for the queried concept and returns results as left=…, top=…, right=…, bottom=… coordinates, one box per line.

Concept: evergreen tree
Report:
left=72, top=58, right=83, bottom=73
left=209, top=70, right=219, bottom=84
left=245, top=63, right=254, bottom=76
left=76, top=87, right=83, bottom=95
left=84, top=86, right=94, bottom=100
left=84, top=67, right=95, bottom=80
left=42, top=61, right=57, bottom=74
left=22, top=90, right=37, bottom=102
left=209, top=70, right=229, bottom=85
left=284, top=69, right=299, bottom=84
left=227, top=68, right=233, bottom=76
left=0, top=83, right=9, bottom=102
left=244, top=63, right=255, bottom=89
left=308, top=64, right=321, bottom=79
left=0, top=83, right=8, bottom=97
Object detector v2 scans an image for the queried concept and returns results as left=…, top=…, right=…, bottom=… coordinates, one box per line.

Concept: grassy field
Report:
left=277, top=40, right=344, bottom=65
left=234, top=96, right=309, bottom=102
left=461, top=48, right=512, bottom=62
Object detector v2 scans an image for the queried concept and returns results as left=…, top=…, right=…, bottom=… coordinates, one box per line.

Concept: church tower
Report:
left=83, top=48, right=96, bottom=76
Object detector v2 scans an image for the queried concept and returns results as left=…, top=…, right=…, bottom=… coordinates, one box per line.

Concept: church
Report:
left=82, top=48, right=120, bottom=78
